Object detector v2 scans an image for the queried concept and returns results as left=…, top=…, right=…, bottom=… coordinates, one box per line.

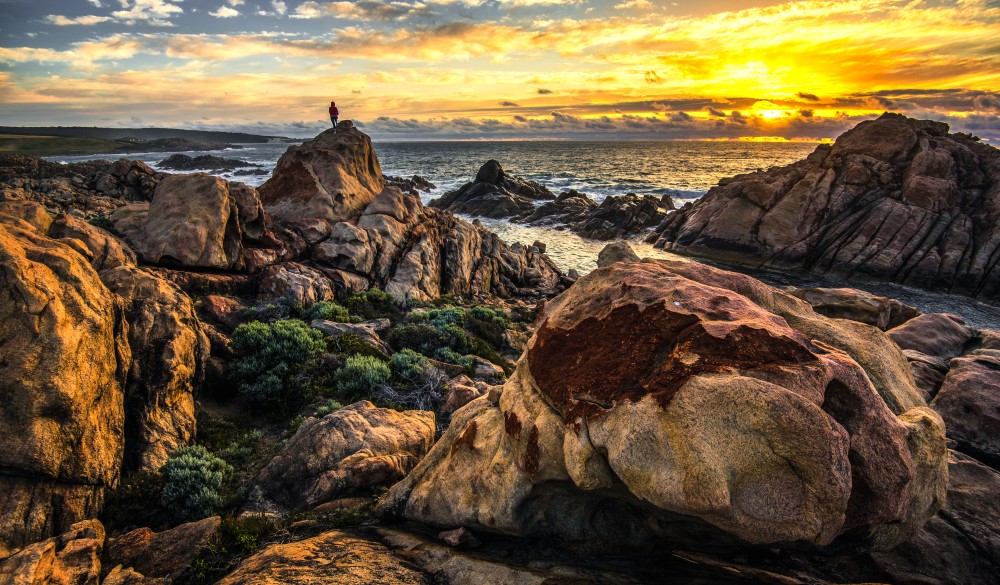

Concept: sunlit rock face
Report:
left=380, top=258, right=948, bottom=552
left=650, top=113, right=1000, bottom=298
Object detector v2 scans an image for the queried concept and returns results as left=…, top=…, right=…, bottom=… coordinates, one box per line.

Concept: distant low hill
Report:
left=0, top=126, right=290, bottom=144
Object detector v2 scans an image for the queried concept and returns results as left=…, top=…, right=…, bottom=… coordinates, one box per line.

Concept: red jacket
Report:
left=329, top=104, right=339, bottom=116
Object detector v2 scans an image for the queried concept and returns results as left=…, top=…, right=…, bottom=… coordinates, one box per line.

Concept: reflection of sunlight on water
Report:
left=467, top=216, right=685, bottom=275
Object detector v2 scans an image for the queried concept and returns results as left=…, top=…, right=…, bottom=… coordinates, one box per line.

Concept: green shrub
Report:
left=426, top=307, right=466, bottom=327
left=88, top=216, right=116, bottom=233
left=314, top=399, right=344, bottom=417
left=435, top=347, right=475, bottom=370
left=468, top=305, right=509, bottom=325
left=387, top=322, right=469, bottom=357
left=230, top=319, right=325, bottom=404
left=344, top=288, right=396, bottom=320
left=239, top=298, right=297, bottom=323
left=390, top=348, right=429, bottom=385
left=161, top=446, right=233, bottom=522
left=335, top=355, right=391, bottom=401
left=304, top=301, right=351, bottom=323
left=328, top=333, right=388, bottom=360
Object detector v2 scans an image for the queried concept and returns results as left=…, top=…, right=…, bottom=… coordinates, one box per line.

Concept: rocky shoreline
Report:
left=1, top=115, right=999, bottom=585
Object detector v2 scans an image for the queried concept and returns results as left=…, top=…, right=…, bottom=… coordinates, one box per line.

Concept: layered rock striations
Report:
left=379, top=258, right=948, bottom=551
left=649, top=113, right=1000, bottom=297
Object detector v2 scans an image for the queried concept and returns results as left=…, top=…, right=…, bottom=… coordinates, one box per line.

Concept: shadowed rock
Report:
left=649, top=113, right=1000, bottom=297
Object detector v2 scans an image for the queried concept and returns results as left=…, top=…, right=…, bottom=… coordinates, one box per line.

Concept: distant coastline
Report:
left=0, top=126, right=293, bottom=156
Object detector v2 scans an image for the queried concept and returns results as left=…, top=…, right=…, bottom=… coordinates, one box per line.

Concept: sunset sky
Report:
left=0, top=0, right=998, bottom=140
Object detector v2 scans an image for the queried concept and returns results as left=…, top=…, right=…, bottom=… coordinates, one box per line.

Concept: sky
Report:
left=0, top=0, right=998, bottom=140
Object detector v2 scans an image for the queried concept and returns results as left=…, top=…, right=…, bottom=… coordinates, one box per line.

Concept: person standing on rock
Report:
left=329, top=101, right=339, bottom=129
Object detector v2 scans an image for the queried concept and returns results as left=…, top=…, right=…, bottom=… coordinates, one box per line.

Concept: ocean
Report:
left=48, top=140, right=1000, bottom=328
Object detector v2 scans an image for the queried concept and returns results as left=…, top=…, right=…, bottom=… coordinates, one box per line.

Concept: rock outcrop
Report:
left=0, top=520, right=105, bottom=585
left=100, top=265, right=210, bottom=471
left=214, top=529, right=430, bottom=585
left=931, top=350, right=1000, bottom=465
left=259, top=122, right=384, bottom=228
left=114, top=173, right=280, bottom=272
left=104, top=516, right=221, bottom=582
left=247, top=401, right=435, bottom=514
left=0, top=205, right=127, bottom=555
left=789, top=287, right=920, bottom=331
left=379, top=259, right=947, bottom=551
left=430, top=162, right=673, bottom=240
left=429, top=160, right=554, bottom=219
left=649, top=113, right=1000, bottom=297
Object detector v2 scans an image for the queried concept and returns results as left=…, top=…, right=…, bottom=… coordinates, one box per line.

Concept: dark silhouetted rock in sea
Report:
left=648, top=113, right=1000, bottom=297
left=430, top=159, right=554, bottom=219
left=158, top=154, right=261, bottom=173
left=383, top=174, right=436, bottom=195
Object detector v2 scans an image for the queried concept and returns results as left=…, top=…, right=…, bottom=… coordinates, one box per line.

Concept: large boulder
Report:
left=100, top=265, right=210, bottom=471
left=887, top=313, right=976, bottom=360
left=379, top=259, right=947, bottom=552
left=0, top=520, right=105, bottom=585
left=931, top=350, right=1000, bottom=464
left=0, top=205, right=127, bottom=555
left=115, top=173, right=274, bottom=271
left=259, top=123, right=384, bottom=228
left=649, top=113, right=1000, bottom=297
left=247, top=401, right=435, bottom=514
left=104, top=516, right=221, bottom=582
left=789, top=287, right=920, bottom=331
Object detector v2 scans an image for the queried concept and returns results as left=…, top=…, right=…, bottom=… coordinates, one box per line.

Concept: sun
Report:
left=757, top=110, right=786, bottom=119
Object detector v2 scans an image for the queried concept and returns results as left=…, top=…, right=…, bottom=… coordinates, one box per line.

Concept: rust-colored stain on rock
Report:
left=504, top=410, right=522, bottom=436
left=528, top=301, right=820, bottom=423
left=523, top=425, right=540, bottom=475
left=450, top=421, right=478, bottom=454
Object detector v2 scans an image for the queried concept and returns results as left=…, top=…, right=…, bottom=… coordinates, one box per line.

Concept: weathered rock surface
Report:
left=869, top=450, right=1000, bottom=585
left=789, top=287, right=920, bottom=330
left=571, top=193, right=674, bottom=240
left=932, top=350, right=1000, bottom=464
left=383, top=174, right=436, bottom=195
left=429, top=160, right=554, bottom=219
left=158, top=154, right=259, bottom=173
left=380, top=259, right=947, bottom=551
left=649, top=113, right=1000, bottom=297
left=596, top=241, right=641, bottom=268
left=888, top=312, right=976, bottom=360
left=0, top=520, right=105, bottom=585
left=99, top=265, right=210, bottom=471
left=104, top=516, right=221, bottom=582
left=260, top=122, right=384, bottom=227
left=257, top=262, right=335, bottom=307
left=116, top=173, right=276, bottom=271
left=0, top=205, right=127, bottom=555
left=214, top=529, right=430, bottom=585
left=247, top=401, right=435, bottom=514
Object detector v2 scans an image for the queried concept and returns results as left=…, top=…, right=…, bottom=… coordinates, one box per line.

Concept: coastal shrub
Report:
left=468, top=305, right=509, bottom=325
left=88, top=216, right=116, bottom=233
left=344, top=288, right=396, bottom=320
left=230, top=319, right=325, bottom=404
left=239, top=297, right=296, bottom=324
left=426, top=307, right=466, bottom=327
left=391, top=348, right=429, bottom=385
left=304, top=300, right=351, bottom=323
left=174, top=515, right=280, bottom=585
left=335, top=355, right=391, bottom=401
left=102, top=470, right=170, bottom=533
left=161, top=446, right=233, bottom=522
left=467, top=306, right=510, bottom=349
left=374, top=364, right=449, bottom=411
left=435, top=347, right=475, bottom=370
left=328, top=332, right=389, bottom=360
left=315, top=399, right=344, bottom=417
left=294, top=353, right=343, bottom=400
left=387, top=322, right=470, bottom=357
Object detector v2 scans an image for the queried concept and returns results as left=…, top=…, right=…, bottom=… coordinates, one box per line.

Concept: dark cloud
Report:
left=499, top=101, right=519, bottom=107
left=705, top=106, right=726, bottom=117
left=351, top=89, right=362, bottom=94
left=797, top=92, right=820, bottom=101
left=669, top=111, right=692, bottom=122
left=799, top=109, right=814, bottom=118
left=644, top=70, right=662, bottom=84
left=537, top=88, right=553, bottom=94
left=730, top=111, right=747, bottom=124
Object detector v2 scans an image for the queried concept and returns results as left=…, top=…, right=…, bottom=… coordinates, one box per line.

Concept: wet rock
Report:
left=379, top=259, right=947, bottom=552
left=214, top=529, right=430, bottom=585
left=0, top=520, right=104, bottom=585
left=384, top=174, right=436, bottom=195
left=158, top=154, right=259, bottom=173
left=789, top=287, right=920, bottom=330
left=932, top=350, right=1000, bottom=465
left=105, top=516, right=221, bottom=582
left=596, top=241, right=641, bottom=268
left=888, top=313, right=976, bottom=360
left=574, top=193, right=673, bottom=240
left=247, top=401, right=435, bottom=514
left=649, top=113, right=1000, bottom=297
